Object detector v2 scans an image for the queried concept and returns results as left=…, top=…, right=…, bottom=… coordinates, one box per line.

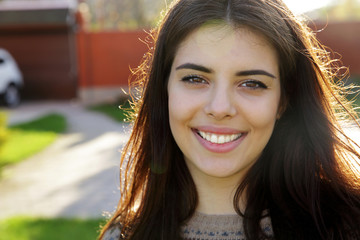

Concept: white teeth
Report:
left=210, top=134, right=216, bottom=143
left=198, top=131, right=242, bottom=144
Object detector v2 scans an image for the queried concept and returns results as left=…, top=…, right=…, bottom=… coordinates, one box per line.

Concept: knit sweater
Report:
left=181, top=211, right=273, bottom=240
left=102, top=212, right=273, bottom=240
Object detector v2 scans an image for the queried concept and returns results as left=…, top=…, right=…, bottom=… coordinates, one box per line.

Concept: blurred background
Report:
left=0, top=0, right=359, bottom=239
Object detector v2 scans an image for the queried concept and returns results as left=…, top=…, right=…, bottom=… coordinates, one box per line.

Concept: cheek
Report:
left=168, top=89, right=195, bottom=150
left=168, top=87, right=192, bottom=131
left=168, top=90, right=185, bottom=121
left=240, top=95, right=280, bottom=128
left=168, top=86, right=203, bottom=122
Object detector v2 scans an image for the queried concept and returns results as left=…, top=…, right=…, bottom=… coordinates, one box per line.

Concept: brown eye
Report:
left=240, top=80, right=268, bottom=89
left=181, top=75, right=208, bottom=84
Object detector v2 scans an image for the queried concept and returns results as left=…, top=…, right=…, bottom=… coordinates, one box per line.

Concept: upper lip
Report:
left=193, top=125, right=244, bottom=135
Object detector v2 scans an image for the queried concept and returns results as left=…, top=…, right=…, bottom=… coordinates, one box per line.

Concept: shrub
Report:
left=0, top=112, right=8, bottom=154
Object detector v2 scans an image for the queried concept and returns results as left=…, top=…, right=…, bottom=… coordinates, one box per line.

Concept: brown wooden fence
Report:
left=313, top=21, right=360, bottom=78
left=77, top=30, right=149, bottom=88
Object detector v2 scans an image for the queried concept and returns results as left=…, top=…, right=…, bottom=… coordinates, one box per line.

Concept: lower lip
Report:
left=193, top=130, right=246, bottom=153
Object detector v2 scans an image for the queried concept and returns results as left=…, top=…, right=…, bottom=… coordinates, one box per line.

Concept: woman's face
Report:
left=168, top=25, right=281, bottom=180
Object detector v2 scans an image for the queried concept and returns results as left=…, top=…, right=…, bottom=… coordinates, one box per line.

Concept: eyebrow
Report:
left=176, top=63, right=212, bottom=73
left=175, top=63, right=276, bottom=79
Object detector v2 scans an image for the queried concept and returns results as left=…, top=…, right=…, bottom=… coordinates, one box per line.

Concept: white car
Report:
left=0, top=48, right=23, bottom=107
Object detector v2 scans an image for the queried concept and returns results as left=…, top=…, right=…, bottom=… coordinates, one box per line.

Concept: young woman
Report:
left=100, top=0, right=360, bottom=239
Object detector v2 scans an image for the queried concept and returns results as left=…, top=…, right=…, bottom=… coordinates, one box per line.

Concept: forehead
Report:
left=173, top=24, right=278, bottom=73
left=185, top=24, right=269, bottom=44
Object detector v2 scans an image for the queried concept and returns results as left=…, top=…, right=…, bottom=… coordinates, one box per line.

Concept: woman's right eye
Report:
left=181, top=75, right=208, bottom=84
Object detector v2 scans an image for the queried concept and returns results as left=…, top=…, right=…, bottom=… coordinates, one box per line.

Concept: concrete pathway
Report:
left=0, top=101, right=130, bottom=219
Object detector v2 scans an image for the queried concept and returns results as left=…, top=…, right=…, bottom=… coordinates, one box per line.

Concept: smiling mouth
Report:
left=196, top=130, right=243, bottom=144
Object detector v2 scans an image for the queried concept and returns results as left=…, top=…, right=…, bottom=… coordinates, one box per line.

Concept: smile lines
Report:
left=197, top=130, right=242, bottom=144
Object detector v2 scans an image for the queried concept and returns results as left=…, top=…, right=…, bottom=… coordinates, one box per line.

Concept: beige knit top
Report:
left=181, top=212, right=273, bottom=240
left=102, top=212, right=273, bottom=240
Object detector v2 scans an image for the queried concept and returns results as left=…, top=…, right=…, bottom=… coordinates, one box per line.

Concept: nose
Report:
left=204, top=84, right=237, bottom=120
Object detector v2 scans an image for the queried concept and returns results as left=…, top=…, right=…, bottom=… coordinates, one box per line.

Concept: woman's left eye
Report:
left=240, top=80, right=268, bottom=89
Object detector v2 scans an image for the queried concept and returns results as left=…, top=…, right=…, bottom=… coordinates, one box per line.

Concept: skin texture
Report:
left=167, top=25, right=281, bottom=214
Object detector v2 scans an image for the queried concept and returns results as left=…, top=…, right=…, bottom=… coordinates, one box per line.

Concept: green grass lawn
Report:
left=0, top=113, right=66, bottom=170
left=88, top=98, right=134, bottom=123
left=0, top=216, right=105, bottom=240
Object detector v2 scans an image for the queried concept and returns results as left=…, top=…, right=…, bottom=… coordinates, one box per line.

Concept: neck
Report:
left=192, top=173, right=245, bottom=215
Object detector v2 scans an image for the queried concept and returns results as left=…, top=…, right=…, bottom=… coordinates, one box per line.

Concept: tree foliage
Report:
left=308, top=0, right=360, bottom=21
left=79, top=0, right=173, bottom=31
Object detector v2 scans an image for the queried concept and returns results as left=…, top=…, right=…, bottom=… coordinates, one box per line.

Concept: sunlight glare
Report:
left=282, top=0, right=334, bottom=14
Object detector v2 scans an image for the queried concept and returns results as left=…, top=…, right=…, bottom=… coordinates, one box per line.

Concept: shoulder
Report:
left=102, top=226, right=122, bottom=240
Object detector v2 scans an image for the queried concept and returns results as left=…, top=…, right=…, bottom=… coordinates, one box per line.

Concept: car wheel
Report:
left=4, top=85, right=20, bottom=107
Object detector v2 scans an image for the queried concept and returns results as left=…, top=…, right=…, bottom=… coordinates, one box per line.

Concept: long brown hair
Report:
left=99, top=0, right=360, bottom=239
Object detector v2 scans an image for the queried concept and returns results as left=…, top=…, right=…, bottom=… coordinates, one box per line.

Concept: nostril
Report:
left=206, top=111, right=233, bottom=120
